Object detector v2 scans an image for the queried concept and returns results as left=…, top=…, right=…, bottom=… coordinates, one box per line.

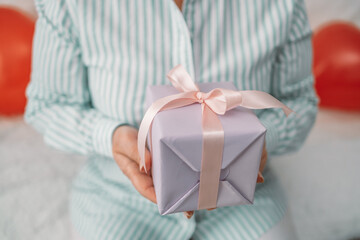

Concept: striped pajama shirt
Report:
left=25, top=0, right=318, bottom=239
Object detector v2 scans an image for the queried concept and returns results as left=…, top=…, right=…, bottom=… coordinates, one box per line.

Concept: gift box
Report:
left=138, top=65, right=291, bottom=215
left=146, top=81, right=266, bottom=215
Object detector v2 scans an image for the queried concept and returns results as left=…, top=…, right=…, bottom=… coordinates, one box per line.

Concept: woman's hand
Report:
left=111, top=125, right=197, bottom=219
left=112, top=125, right=156, bottom=203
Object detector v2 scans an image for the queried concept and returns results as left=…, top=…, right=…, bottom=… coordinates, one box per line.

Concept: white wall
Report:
left=0, top=0, right=360, bottom=29
left=305, top=0, right=360, bottom=29
left=0, top=0, right=37, bottom=18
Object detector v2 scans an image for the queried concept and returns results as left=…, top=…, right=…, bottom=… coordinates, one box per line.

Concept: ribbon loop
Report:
left=167, top=65, right=199, bottom=93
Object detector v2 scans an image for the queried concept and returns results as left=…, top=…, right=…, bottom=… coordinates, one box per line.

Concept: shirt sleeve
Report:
left=24, top=0, right=123, bottom=158
left=257, top=0, right=319, bottom=156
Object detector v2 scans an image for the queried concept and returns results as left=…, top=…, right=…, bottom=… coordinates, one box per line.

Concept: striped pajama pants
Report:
left=70, top=155, right=292, bottom=240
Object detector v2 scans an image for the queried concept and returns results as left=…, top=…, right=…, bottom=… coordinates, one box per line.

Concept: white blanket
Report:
left=1, top=109, right=360, bottom=240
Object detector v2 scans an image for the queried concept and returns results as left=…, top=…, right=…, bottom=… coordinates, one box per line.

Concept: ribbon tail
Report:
left=238, top=91, right=293, bottom=116
left=138, top=92, right=197, bottom=173
left=197, top=104, right=224, bottom=210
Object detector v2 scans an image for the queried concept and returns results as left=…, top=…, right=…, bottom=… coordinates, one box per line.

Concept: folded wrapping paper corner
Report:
left=138, top=64, right=293, bottom=211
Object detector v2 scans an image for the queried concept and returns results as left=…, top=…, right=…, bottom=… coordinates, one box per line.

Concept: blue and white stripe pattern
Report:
left=25, top=0, right=317, bottom=239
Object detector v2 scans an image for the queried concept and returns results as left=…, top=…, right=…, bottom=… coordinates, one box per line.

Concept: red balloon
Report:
left=313, top=21, right=360, bottom=111
left=0, top=8, right=35, bottom=115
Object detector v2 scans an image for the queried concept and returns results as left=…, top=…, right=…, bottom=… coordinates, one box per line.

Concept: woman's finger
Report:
left=184, top=211, right=194, bottom=219
left=257, top=171, right=264, bottom=183
left=130, top=164, right=157, bottom=203
left=259, top=140, right=267, bottom=173
left=114, top=153, right=157, bottom=203
left=115, top=126, right=152, bottom=172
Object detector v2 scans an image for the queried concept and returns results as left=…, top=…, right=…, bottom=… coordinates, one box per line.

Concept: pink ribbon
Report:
left=138, top=65, right=293, bottom=210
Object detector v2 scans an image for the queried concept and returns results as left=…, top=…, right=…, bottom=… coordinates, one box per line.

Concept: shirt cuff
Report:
left=258, top=118, right=280, bottom=155
left=91, top=118, right=124, bottom=158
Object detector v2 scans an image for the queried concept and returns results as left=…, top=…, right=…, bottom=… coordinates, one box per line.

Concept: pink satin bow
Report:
left=138, top=64, right=293, bottom=210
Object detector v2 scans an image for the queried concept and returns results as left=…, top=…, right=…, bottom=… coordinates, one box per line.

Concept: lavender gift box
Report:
left=147, top=81, right=266, bottom=215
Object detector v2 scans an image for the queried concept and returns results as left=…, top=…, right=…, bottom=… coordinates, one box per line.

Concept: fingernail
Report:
left=184, top=212, right=193, bottom=219
left=139, top=164, right=144, bottom=173
left=257, top=172, right=264, bottom=183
